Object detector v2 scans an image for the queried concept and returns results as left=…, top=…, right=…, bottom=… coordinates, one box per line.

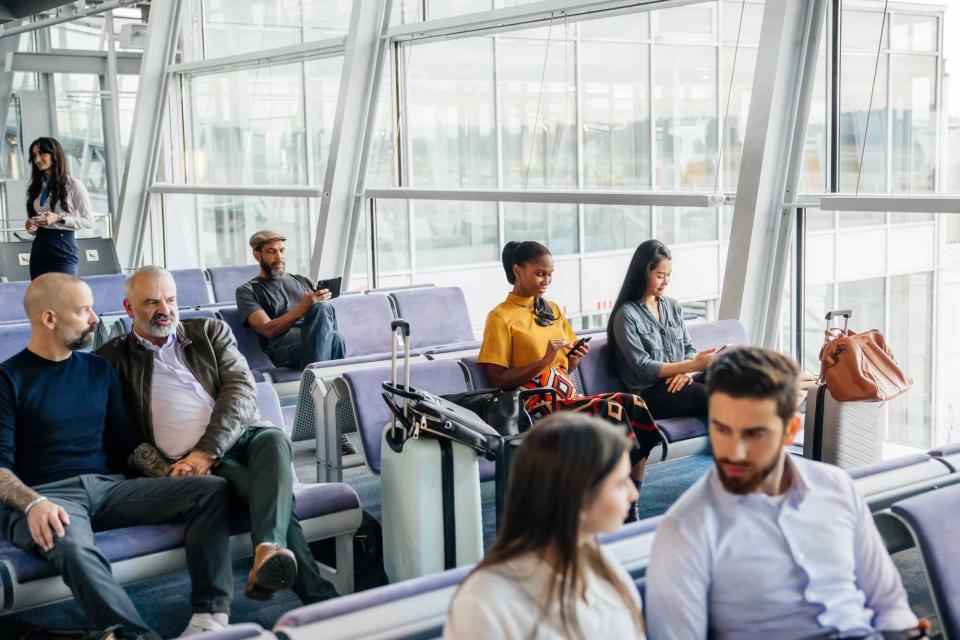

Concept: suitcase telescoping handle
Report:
left=389, top=319, right=412, bottom=438
left=824, top=309, right=852, bottom=337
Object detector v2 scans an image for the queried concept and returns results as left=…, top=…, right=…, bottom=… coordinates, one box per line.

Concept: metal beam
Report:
left=718, top=0, right=827, bottom=346
left=7, top=50, right=142, bottom=75
left=386, top=0, right=702, bottom=44
left=0, top=0, right=142, bottom=37
left=0, top=24, right=20, bottom=156
left=100, top=10, right=122, bottom=219
left=365, top=188, right=726, bottom=208
left=150, top=183, right=324, bottom=198
left=167, top=36, right=347, bottom=76
left=114, top=0, right=184, bottom=270
left=819, top=195, right=960, bottom=214
left=310, top=0, right=392, bottom=283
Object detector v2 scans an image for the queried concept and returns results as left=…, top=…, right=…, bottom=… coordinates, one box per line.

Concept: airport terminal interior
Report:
left=0, top=0, right=959, bottom=638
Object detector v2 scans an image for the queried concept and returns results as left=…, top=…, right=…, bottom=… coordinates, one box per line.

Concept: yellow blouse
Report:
left=477, top=292, right=578, bottom=374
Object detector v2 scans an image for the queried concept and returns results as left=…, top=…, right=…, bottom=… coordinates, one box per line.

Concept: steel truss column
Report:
left=114, top=0, right=185, bottom=269
left=0, top=25, right=22, bottom=145
left=718, top=0, right=827, bottom=346
left=310, top=0, right=392, bottom=283
left=100, top=10, right=122, bottom=218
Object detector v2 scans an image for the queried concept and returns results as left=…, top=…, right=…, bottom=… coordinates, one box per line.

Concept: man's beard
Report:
left=260, top=258, right=285, bottom=278
left=715, top=452, right=781, bottom=495
left=142, top=312, right=178, bottom=338
left=57, top=325, right=95, bottom=351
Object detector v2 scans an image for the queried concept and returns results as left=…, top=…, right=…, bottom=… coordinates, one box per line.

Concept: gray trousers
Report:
left=1, top=474, right=234, bottom=638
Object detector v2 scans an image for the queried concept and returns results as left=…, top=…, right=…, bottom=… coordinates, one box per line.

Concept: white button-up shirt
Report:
left=645, top=454, right=917, bottom=640
left=444, top=545, right=645, bottom=640
left=29, top=175, right=95, bottom=232
left=134, top=331, right=215, bottom=459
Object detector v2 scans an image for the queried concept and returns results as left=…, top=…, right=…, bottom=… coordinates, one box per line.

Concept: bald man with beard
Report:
left=0, top=273, right=234, bottom=640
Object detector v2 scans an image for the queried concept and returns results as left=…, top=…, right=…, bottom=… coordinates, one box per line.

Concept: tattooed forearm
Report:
left=0, top=468, right=39, bottom=511
left=128, top=442, right=172, bottom=478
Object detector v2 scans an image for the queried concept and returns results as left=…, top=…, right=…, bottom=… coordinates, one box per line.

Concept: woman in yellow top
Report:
left=478, top=240, right=664, bottom=522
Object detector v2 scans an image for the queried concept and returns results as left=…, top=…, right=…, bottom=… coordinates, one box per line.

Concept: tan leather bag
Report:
left=818, top=310, right=912, bottom=402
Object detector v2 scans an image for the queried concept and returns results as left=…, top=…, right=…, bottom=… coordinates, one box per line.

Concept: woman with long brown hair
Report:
left=443, top=413, right=645, bottom=639
left=25, top=137, right=94, bottom=279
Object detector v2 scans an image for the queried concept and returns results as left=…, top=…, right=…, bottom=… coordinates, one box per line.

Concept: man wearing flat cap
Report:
left=236, top=230, right=346, bottom=371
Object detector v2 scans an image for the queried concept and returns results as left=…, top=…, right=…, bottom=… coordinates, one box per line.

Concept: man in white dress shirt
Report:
left=645, top=346, right=926, bottom=640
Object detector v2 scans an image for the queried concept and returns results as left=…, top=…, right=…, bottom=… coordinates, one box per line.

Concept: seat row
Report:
left=0, top=383, right=362, bottom=615
left=179, top=453, right=960, bottom=640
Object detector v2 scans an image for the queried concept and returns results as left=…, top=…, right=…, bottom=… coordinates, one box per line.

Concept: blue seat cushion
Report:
left=390, top=287, right=474, bottom=349
left=0, top=483, right=359, bottom=584
left=658, top=416, right=708, bottom=443
left=328, top=294, right=395, bottom=357
left=0, top=324, right=31, bottom=363
left=84, top=274, right=127, bottom=315
left=265, top=367, right=302, bottom=383
left=170, top=269, right=211, bottom=307
left=0, top=281, right=28, bottom=324
left=207, top=265, right=260, bottom=304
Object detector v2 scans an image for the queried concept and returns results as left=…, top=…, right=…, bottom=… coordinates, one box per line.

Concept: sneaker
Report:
left=179, top=613, right=228, bottom=636
left=245, top=542, right=298, bottom=601
left=341, top=433, right=357, bottom=456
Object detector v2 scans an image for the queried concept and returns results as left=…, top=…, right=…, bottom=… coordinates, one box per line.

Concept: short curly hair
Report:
left=705, top=346, right=800, bottom=426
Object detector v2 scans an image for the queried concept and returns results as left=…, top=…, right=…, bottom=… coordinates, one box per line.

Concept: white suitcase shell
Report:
left=804, top=384, right=883, bottom=470
left=381, top=428, right=484, bottom=583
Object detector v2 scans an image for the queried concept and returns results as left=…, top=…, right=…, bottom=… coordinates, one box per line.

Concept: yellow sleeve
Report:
left=477, top=310, right=511, bottom=368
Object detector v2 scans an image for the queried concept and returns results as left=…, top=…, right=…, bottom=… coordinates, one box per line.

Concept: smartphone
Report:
left=314, top=276, right=343, bottom=299
left=567, top=335, right=592, bottom=355
left=714, top=343, right=733, bottom=354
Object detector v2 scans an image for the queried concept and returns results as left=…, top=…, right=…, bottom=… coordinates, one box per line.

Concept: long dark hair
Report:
left=26, top=137, right=71, bottom=216
left=465, top=414, right=642, bottom=638
left=606, top=239, right=672, bottom=366
left=501, top=240, right=557, bottom=327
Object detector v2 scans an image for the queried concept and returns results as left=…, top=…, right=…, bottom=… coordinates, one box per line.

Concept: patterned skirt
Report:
left=521, top=367, right=666, bottom=463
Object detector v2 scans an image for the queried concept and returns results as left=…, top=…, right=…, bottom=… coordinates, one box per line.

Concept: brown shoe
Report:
left=245, top=542, right=297, bottom=601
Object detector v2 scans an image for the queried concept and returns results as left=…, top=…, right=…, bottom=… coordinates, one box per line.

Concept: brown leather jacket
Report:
left=96, top=317, right=274, bottom=459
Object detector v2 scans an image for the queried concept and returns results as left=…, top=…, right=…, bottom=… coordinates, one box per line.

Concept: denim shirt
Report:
left=610, top=297, right=696, bottom=392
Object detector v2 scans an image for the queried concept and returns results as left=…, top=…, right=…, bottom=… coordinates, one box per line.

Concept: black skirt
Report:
left=30, top=227, right=79, bottom=279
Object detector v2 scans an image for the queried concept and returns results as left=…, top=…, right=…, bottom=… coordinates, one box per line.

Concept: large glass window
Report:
left=888, top=272, right=933, bottom=448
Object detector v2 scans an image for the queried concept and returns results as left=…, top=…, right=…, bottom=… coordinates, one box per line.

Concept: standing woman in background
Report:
left=24, top=137, right=94, bottom=279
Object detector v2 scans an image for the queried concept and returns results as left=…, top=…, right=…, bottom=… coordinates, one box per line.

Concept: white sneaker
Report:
left=179, top=612, right=229, bottom=636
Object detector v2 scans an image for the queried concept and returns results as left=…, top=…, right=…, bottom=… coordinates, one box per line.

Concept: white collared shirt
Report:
left=29, top=175, right=95, bottom=232
left=443, top=545, right=645, bottom=640
left=135, top=330, right=215, bottom=459
left=645, top=455, right=917, bottom=640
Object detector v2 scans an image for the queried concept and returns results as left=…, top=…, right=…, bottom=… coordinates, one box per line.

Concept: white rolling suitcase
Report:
left=803, top=310, right=884, bottom=470
left=380, top=319, right=497, bottom=583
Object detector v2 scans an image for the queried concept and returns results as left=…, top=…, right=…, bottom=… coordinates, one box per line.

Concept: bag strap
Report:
left=439, top=438, right=457, bottom=570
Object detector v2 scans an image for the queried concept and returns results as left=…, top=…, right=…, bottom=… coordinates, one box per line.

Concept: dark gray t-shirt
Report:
left=235, top=274, right=315, bottom=348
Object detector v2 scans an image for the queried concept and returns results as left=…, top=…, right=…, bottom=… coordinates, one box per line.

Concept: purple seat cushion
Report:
left=85, top=274, right=127, bottom=315
left=328, top=294, right=395, bottom=357
left=277, top=564, right=473, bottom=628
left=208, top=265, right=260, bottom=304
left=264, top=367, right=302, bottom=383
left=343, top=360, right=470, bottom=474
left=462, top=357, right=490, bottom=389
left=0, top=281, right=28, bottom=323
left=390, top=287, right=474, bottom=349
left=686, top=319, right=749, bottom=351
left=658, top=417, right=708, bottom=443
left=218, top=307, right=275, bottom=372
left=929, top=442, right=960, bottom=457
left=0, top=324, right=31, bottom=363
left=170, top=269, right=211, bottom=307
left=196, top=624, right=266, bottom=640
left=598, top=516, right=661, bottom=544
left=255, top=382, right=285, bottom=429
left=847, top=454, right=932, bottom=480
left=890, top=483, right=960, bottom=639
left=0, top=484, right=358, bottom=584
left=576, top=337, right=622, bottom=396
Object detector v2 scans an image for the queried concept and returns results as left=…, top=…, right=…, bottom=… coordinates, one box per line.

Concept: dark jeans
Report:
left=0, top=474, right=233, bottom=638
left=265, top=303, right=346, bottom=369
left=216, top=426, right=336, bottom=604
left=642, top=379, right=709, bottom=420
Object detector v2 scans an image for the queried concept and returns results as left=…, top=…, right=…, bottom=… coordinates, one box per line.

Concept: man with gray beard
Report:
left=97, top=267, right=338, bottom=620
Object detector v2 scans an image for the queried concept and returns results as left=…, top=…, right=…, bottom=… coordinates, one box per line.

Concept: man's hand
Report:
left=296, top=289, right=332, bottom=313
left=666, top=373, right=694, bottom=393
left=27, top=500, right=70, bottom=552
left=170, top=449, right=215, bottom=476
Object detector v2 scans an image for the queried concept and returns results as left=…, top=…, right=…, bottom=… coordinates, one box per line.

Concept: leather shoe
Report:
left=341, top=433, right=357, bottom=455
left=245, top=542, right=297, bottom=600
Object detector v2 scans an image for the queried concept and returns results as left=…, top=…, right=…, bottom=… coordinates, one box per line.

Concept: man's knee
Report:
left=178, top=474, right=231, bottom=502
left=249, top=427, right=293, bottom=460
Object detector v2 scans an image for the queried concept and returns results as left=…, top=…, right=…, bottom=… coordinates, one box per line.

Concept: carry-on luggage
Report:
left=380, top=320, right=500, bottom=583
left=804, top=310, right=884, bottom=469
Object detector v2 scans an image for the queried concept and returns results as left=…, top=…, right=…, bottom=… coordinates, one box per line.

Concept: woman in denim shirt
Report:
left=607, top=240, right=716, bottom=419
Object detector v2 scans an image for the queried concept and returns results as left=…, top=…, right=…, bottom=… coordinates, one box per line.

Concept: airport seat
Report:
left=889, top=482, right=960, bottom=639
left=273, top=515, right=662, bottom=640
left=849, top=453, right=957, bottom=511
left=323, top=359, right=494, bottom=481
left=218, top=306, right=291, bottom=384
left=389, top=287, right=475, bottom=350
left=208, top=265, right=260, bottom=304
left=0, top=323, right=30, bottom=363
left=170, top=268, right=212, bottom=307
left=198, top=624, right=275, bottom=640
left=84, top=273, right=128, bottom=315
left=0, top=281, right=29, bottom=324
left=928, top=442, right=960, bottom=472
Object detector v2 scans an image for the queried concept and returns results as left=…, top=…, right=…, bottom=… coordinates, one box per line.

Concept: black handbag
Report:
left=441, top=387, right=558, bottom=436
left=381, top=382, right=503, bottom=459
